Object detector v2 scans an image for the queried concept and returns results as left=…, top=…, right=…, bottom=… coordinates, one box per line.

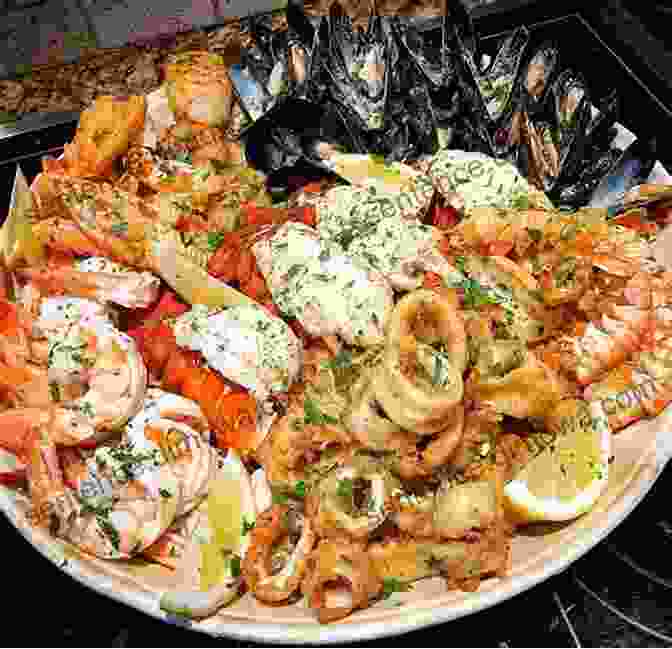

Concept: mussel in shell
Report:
left=319, top=3, right=390, bottom=134
left=466, top=26, right=531, bottom=125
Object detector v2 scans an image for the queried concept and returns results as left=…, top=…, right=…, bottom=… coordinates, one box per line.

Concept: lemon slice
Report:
left=150, top=236, right=255, bottom=309
left=504, top=399, right=611, bottom=523
left=201, top=449, right=256, bottom=588
left=0, top=166, right=46, bottom=269
left=160, top=449, right=256, bottom=618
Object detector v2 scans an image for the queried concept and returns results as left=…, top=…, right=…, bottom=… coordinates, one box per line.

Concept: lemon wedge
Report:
left=0, top=166, right=46, bottom=269
left=160, top=450, right=256, bottom=618
left=503, top=399, right=611, bottom=523
left=150, top=236, right=255, bottom=309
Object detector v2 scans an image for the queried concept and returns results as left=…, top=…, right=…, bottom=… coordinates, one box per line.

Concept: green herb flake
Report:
left=303, top=397, right=339, bottom=426
left=289, top=481, right=304, bottom=500
left=97, top=515, right=120, bottom=551
left=454, top=255, right=466, bottom=274
left=229, top=555, right=241, bottom=578
left=207, top=231, right=226, bottom=252
left=336, top=478, right=354, bottom=499
left=325, top=349, right=353, bottom=371
left=382, top=577, right=412, bottom=599
left=527, top=228, right=543, bottom=243
left=159, top=488, right=172, bottom=498
left=0, top=111, right=18, bottom=126
left=175, top=151, right=192, bottom=165
left=272, top=491, right=289, bottom=505
left=242, top=517, right=256, bottom=535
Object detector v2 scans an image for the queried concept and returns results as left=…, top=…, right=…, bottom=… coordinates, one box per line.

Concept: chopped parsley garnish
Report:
left=242, top=517, right=256, bottom=535
left=272, top=491, right=289, bottom=505
left=554, top=258, right=577, bottom=287
left=0, top=111, right=18, bottom=126
left=49, top=382, right=61, bottom=403
left=207, top=231, right=226, bottom=252
left=110, top=220, right=128, bottom=235
left=324, top=349, right=353, bottom=371
left=510, top=193, right=531, bottom=210
left=159, top=489, right=172, bottom=498
left=305, top=397, right=335, bottom=425
left=79, top=401, right=95, bottom=418
left=527, top=227, right=543, bottom=243
left=336, top=478, right=354, bottom=499
left=294, top=480, right=307, bottom=499
left=97, top=515, right=120, bottom=551
left=229, top=555, right=241, bottom=578
left=286, top=264, right=304, bottom=282
left=382, top=578, right=412, bottom=599
left=461, top=279, right=500, bottom=309
left=303, top=397, right=339, bottom=426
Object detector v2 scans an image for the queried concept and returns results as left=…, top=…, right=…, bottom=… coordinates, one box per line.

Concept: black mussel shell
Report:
left=466, top=26, right=531, bottom=125
left=233, top=14, right=293, bottom=131
left=391, top=12, right=454, bottom=88
left=318, top=3, right=390, bottom=134
left=586, top=89, right=619, bottom=148
left=381, top=19, right=440, bottom=159
left=554, top=147, right=623, bottom=207
left=546, top=69, right=593, bottom=191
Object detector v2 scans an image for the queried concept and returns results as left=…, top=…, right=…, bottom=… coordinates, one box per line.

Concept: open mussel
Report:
left=386, top=11, right=459, bottom=157
left=540, top=69, right=593, bottom=192
left=232, top=13, right=292, bottom=129
left=466, top=27, right=531, bottom=125
left=319, top=2, right=390, bottom=135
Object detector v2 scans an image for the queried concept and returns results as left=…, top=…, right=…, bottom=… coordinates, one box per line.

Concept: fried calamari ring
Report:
left=373, top=289, right=466, bottom=435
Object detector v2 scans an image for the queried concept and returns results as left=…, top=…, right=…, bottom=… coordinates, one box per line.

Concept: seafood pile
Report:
left=1, top=18, right=672, bottom=627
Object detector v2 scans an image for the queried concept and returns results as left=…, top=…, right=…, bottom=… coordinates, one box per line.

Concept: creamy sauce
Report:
left=253, top=222, right=393, bottom=345
left=174, top=303, right=302, bottom=400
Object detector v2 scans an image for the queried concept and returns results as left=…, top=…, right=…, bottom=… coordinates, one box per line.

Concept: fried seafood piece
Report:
left=163, top=51, right=234, bottom=127
left=372, top=289, right=467, bottom=436
left=368, top=524, right=512, bottom=592
left=242, top=504, right=316, bottom=604
left=58, top=95, right=146, bottom=178
left=301, top=539, right=382, bottom=623
left=392, top=465, right=504, bottom=542
left=310, top=456, right=399, bottom=540
left=467, top=339, right=564, bottom=419
left=158, top=120, right=244, bottom=168
left=30, top=175, right=158, bottom=269
left=254, top=381, right=353, bottom=486
left=557, top=303, right=661, bottom=386
left=444, top=206, right=553, bottom=258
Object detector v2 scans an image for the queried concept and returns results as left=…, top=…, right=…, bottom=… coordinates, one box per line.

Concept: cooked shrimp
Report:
left=242, top=505, right=316, bottom=604
left=17, top=256, right=161, bottom=309
left=27, top=417, right=215, bottom=559
left=0, top=295, right=146, bottom=435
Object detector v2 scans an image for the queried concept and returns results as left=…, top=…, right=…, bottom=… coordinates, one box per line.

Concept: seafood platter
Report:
left=0, top=0, right=672, bottom=643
